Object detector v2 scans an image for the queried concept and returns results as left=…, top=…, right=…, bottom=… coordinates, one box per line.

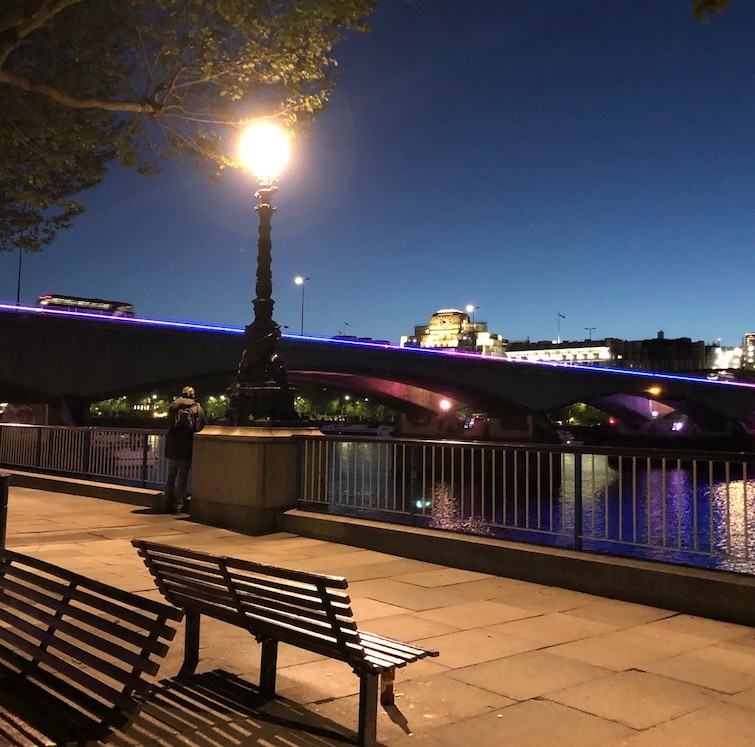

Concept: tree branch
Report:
left=0, top=0, right=86, bottom=66
left=0, top=69, right=158, bottom=114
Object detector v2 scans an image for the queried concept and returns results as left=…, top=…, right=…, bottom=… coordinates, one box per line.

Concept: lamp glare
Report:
left=238, top=123, right=290, bottom=182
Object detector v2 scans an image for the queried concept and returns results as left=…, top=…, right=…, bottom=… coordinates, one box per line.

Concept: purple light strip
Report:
left=3, top=302, right=752, bottom=389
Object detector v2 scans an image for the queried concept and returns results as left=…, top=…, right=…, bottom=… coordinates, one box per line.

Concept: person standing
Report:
left=163, top=385, right=207, bottom=513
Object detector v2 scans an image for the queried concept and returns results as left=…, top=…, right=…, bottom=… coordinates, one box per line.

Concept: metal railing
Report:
left=0, top=424, right=167, bottom=488
left=5, top=423, right=755, bottom=574
left=299, top=436, right=755, bottom=574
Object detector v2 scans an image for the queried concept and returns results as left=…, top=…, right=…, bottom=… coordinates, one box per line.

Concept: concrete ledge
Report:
left=3, top=470, right=160, bottom=508
left=280, top=509, right=755, bottom=627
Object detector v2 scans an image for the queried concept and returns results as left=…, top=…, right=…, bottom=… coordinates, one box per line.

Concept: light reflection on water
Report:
left=573, top=455, right=755, bottom=572
left=327, top=443, right=755, bottom=574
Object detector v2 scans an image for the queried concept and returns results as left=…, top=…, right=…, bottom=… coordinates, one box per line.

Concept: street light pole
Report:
left=585, top=326, right=596, bottom=341
left=465, top=304, right=479, bottom=353
left=294, top=276, right=310, bottom=335
left=16, top=247, right=22, bottom=305
left=228, top=123, right=298, bottom=425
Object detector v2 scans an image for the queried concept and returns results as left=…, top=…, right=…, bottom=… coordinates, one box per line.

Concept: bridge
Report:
left=2, top=303, right=755, bottom=440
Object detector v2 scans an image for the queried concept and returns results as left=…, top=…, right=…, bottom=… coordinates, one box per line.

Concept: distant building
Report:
left=507, top=331, right=709, bottom=373
left=505, top=339, right=613, bottom=366
left=743, top=333, right=755, bottom=369
left=401, top=313, right=748, bottom=375
left=400, top=309, right=507, bottom=355
left=709, top=343, right=742, bottom=370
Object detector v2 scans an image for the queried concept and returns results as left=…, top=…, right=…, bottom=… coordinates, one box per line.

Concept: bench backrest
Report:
left=132, top=540, right=370, bottom=669
left=0, top=549, right=183, bottom=737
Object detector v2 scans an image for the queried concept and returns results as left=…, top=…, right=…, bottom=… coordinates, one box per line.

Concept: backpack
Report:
left=174, top=403, right=197, bottom=434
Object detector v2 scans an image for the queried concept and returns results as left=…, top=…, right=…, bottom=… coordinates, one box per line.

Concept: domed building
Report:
left=400, top=309, right=507, bottom=356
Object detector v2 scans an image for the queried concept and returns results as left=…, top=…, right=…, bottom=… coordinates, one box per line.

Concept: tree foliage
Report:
left=691, top=0, right=731, bottom=22
left=0, top=0, right=376, bottom=252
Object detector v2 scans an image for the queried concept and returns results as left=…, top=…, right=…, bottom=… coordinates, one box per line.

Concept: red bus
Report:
left=37, top=294, right=135, bottom=317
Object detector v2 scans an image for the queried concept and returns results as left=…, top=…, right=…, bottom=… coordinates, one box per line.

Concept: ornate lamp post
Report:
left=294, top=275, right=310, bottom=335
left=229, top=123, right=298, bottom=425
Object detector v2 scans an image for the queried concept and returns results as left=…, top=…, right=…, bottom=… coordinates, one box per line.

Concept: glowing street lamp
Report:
left=229, top=122, right=298, bottom=424
left=294, top=275, right=310, bottom=336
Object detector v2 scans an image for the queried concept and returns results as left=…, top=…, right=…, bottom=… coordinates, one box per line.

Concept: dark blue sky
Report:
left=2, top=0, right=754, bottom=345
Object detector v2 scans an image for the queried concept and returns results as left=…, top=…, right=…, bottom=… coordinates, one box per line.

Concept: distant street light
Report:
left=585, top=326, right=596, bottom=341
left=465, top=304, right=479, bottom=352
left=15, top=247, right=23, bottom=305
left=294, top=275, right=310, bottom=336
left=229, top=122, right=297, bottom=425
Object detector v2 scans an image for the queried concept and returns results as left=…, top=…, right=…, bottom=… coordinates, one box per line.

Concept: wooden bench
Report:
left=0, top=549, right=183, bottom=746
left=132, top=539, right=439, bottom=746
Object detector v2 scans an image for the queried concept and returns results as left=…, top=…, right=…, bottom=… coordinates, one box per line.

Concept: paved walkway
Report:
left=5, top=485, right=755, bottom=746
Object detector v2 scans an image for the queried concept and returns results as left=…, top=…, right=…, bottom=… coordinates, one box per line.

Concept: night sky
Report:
left=2, top=0, right=754, bottom=346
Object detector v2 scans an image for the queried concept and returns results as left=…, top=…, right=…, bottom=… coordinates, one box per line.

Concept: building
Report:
left=743, top=333, right=755, bottom=369
left=401, top=311, right=749, bottom=375
left=400, top=309, right=507, bottom=355
left=505, top=339, right=613, bottom=366
left=507, top=331, right=709, bottom=373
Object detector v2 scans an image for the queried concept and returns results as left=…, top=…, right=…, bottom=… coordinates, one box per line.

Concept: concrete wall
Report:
left=190, top=426, right=321, bottom=535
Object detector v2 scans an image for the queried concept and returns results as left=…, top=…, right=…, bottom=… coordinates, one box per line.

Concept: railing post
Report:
left=140, top=433, right=149, bottom=488
left=294, top=437, right=304, bottom=504
left=0, top=472, right=9, bottom=550
left=35, top=426, right=44, bottom=469
left=573, top=453, right=583, bottom=552
left=82, top=428, right=92, bottom=478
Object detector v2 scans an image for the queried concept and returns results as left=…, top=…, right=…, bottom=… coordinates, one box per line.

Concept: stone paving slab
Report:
left=4, top=485, right=755, bottom=746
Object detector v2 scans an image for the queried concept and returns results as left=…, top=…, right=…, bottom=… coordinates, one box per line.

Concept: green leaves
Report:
left=691, top=0, right=732, bottom=22
left=0, top=0, right=376, bottom=252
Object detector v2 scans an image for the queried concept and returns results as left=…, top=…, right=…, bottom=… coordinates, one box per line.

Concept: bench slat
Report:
left=0, top=578, right=175, bottom=655
left=238, top=602, right=361, bottom=646
left=0, top=585, right=170, bottom=667
left=154, top=565, right=360, bottom=643
left=359, top=631, right=441, bottom=660
left=0, top=605, right=160, bottom=687
left=0, top=604, right=161, bottom=682
left=134, top=541, right=350, bottom=589
left=154, top=571, right=238, bottom=611
left=229, top=571, right=353, bottom=612
left=166, top=589, right=362, bottom=656
left=143, top=551, right=354, bottom=618
left=227, top=567, right=353, bottom=601
left=1, top=558, right=182, bottom=627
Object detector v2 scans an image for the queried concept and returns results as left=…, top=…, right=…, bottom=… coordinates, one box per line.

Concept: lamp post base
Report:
left=229, top=382, right=299, bottom=425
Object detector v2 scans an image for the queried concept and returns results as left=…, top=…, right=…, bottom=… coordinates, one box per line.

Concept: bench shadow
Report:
left=117, top=669, right=362, bottom=746
left=383, top=704, right=411, bottom=735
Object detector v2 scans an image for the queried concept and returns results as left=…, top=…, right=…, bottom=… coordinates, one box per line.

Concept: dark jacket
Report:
left=165, top=396, right=208, bottom=461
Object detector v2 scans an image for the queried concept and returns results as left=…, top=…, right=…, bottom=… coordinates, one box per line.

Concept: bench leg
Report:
left=260, top=638, right=278, bottom=699
left=380, top=668, right=396, bottom=706
left=181, top=610, right=200, bottom=674
left=358, top=673, right=379, bottom=746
